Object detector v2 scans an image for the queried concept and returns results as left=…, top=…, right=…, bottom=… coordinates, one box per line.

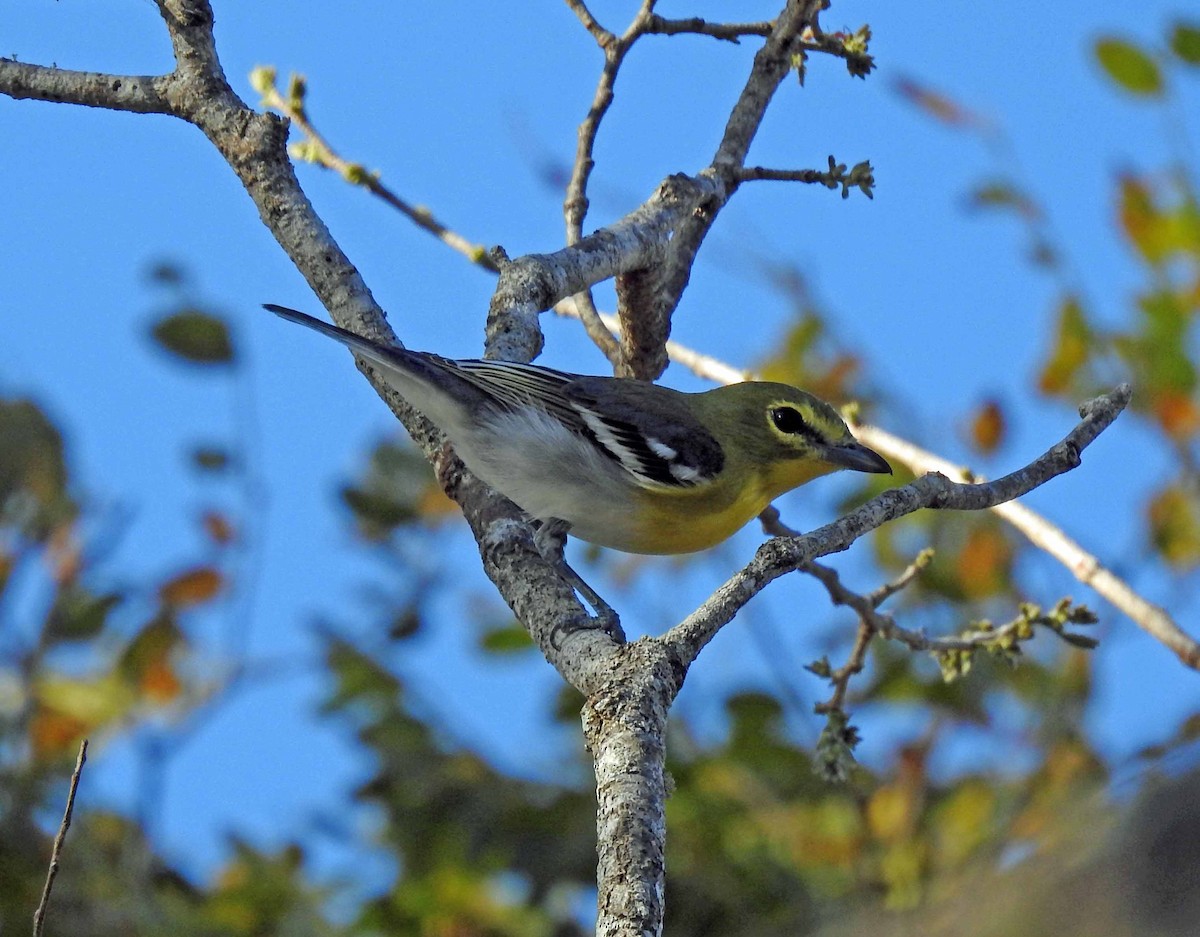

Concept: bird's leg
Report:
left=534, top=520, right=625, bottom=646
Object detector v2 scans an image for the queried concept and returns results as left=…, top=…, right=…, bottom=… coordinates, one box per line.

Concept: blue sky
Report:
left=3, top=1, right=1198, bottom=891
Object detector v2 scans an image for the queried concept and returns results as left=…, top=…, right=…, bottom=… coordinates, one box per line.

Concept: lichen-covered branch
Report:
left=583, top=640, right=685, bottom=937
left=531, top=0, right=837, bottom=380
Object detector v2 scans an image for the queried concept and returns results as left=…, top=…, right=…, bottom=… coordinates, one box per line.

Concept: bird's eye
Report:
left=770, top=406, right=807, bottom=435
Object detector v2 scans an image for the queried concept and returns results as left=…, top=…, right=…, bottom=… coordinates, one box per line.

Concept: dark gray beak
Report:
left=824, top=440, right=892, bottom=475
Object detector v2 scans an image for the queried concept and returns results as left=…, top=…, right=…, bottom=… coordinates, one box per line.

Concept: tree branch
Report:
left=622, top=0, right=826, bottom=379
left=0, top=0, right=627, bottom=692
left=853, top=423, right=1200, bottom=671
left=0, top=59, right=171, bottom=113
left=582, top=640, right=683, bottom=937
left=33, top=739, right=88, bottom=937
left=644, top=16, right=774, bottom=43
left=663, top=384, right=1133, bottom=666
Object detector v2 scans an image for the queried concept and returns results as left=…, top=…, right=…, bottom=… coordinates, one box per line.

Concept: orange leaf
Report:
left=201, top=510, right=237, bottom=546
left=140, top=657, right=183, bottom=704
left=968, top=400, right=1006, bottom=454
left=1152, top=391, right=1200, bottom=439
left=30, top=707, right=89, bottom=759
left=159, top=566, right=223, bottom=608
left=955, top=525, right=1013, bottom=599
left=893, top=76, right=984, bottom=128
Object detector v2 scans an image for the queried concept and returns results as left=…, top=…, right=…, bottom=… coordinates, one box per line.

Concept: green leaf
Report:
left=1148, top=483, right=1200, bottom=568
left=46, top=588, right=122, bottom=642
left=478, top=623, right=534, bottom=653
left=966, top=181, right=1039, bottom=219
left=1169, top=22, right=1200, bottom=64
left=1095, top=38, right=1163, bottom=96
left=0, top=397, right=76, bottom=537
left=151, top=309, right=235, bottom=364
left=1057, top=632, right=1100, bottom=650
left=191, top=445, right=232, bottom=472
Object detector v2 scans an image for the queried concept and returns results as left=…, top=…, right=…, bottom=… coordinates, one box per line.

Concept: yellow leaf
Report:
left=867, top=785, right=916, bottom=843
left=1037, top=295, right=1091, bottom=395
left=1148, top=484, right=1200, bottom=568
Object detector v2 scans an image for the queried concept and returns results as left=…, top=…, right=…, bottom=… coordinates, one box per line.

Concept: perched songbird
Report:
left=265, top=304, right=891, bottom=629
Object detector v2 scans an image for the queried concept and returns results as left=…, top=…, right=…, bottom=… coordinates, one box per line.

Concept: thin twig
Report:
left=644, top=16, right=774, bottom=43
left=255, top=75, right=498, bottom=274
left=854, top=422, right=1200, bottom=670
left=802, top=555, right=927, bottom=713
left=664, top=384, right=1132, bottom=665
left=33, top=738, right=88, bottom=937
left=570, top=291, right=624, bottom=366
left=735, top=157, right=875, bottom=199
left=551, top=297, right=753, bottom=379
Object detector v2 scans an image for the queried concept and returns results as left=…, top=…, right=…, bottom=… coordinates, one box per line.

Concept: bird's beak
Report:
left=824, top=439, right=892, bottom=475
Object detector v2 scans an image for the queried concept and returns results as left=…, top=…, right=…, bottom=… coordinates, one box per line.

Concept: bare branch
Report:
left=571, top=291, right=625, bottom=367
left=564, top=0, right=615, bottom=47
left=582, top=640, right=681, bottom=937
left=487, top=173, right=717, bottom=363
left=735, top=155, right=875, bottom=199
left=0, top=58, right=171, bottom=113
left=663, top=384, right=1133, bottom=666
left=631, top=0, right=826, bottom=378
left=253, top=71, right=498, bottom=274
left=552, top=297, right=752, bottom=379
left=644, top=16, right=774, bottom=43
left=854, top=423, right=1200, bottom=670
left=33, top=739, right=88, bottom=937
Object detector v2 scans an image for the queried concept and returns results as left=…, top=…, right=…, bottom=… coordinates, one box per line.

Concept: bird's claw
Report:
left=550, top=607, right=626, bottom=650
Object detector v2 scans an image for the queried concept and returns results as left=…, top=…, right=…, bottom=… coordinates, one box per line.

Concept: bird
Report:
left=264, top=303, right=891, bottom=636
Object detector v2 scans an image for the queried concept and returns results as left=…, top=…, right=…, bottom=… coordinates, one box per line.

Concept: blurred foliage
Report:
left=4, top=15, right=1200, bottom=937
left=151, top=310, right=235, bottom=365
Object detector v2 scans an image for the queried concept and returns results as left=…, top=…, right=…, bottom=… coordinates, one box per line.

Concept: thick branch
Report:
left=663, top=384, right=1132, bottom=665
left=620, top=0, right=825, bottom=378
left=0, top=59, right=171, bottom=112
left=486, top=173, right=716, bottom=362
left=583, top=640, right=685, bottom=937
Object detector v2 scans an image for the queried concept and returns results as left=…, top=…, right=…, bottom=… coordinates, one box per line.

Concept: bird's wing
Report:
left=451, top=363, right=725, bottom=490
left=563, top=377, right=726, bottom=489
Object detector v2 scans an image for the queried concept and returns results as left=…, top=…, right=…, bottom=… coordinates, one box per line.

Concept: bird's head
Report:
left=704, top=382, right=892, bottom=494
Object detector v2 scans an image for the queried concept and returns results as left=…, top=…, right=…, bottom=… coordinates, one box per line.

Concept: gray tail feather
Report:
left=262, top=303, right=489, bottom=424
left=263, top=303, right=403, bottom=364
